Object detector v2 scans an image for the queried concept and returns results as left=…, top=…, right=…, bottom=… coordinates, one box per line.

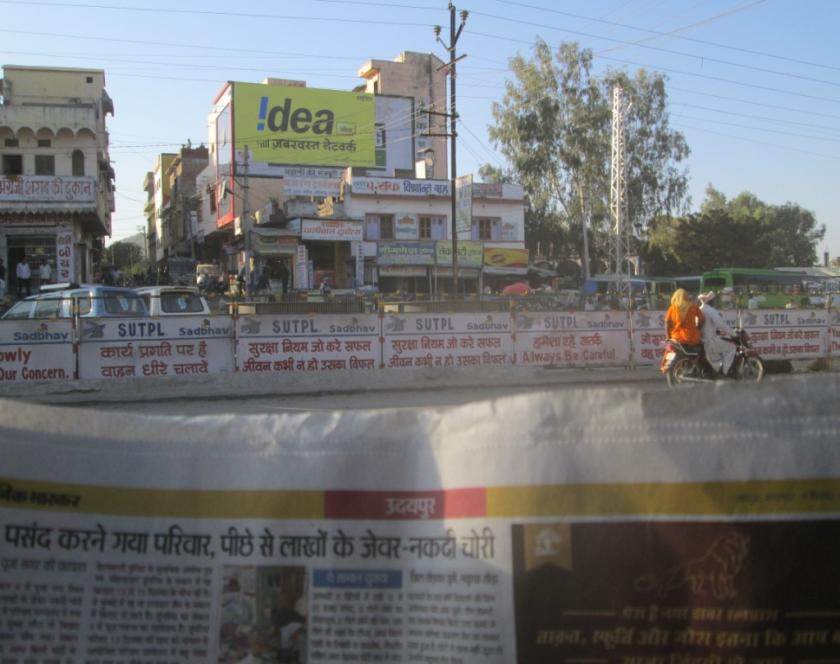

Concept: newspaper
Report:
left=2, top=374, right=840, bottom=662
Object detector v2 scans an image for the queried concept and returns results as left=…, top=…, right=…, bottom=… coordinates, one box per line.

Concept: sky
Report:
left=2, top=0, right=838, bottom=261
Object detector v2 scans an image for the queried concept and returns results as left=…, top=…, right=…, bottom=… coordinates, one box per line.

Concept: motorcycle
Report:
left=660, top=328, right=765, bottom=387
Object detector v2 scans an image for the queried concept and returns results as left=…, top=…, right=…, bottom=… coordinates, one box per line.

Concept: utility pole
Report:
left=610, top=84, right=630, bottom=301
left=434, top=4, right=467, bottom=297
left=241, top=145, right=252, bottom=294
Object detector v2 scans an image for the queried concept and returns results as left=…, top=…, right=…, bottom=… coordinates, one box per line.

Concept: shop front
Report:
left=0, top=221, right=77, bottom=293
left=251, top=227, right=298, bottom=294
left=433, top=240, right=483, bottom=296
left=377, top=241, right=435, bottom=295
left=298, top=218, right=364, bottom=290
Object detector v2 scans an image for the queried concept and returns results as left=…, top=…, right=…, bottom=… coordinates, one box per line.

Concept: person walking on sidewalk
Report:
left=16, top=256, right=31, bottom=298
left=38, top=258, right=52, bottom=291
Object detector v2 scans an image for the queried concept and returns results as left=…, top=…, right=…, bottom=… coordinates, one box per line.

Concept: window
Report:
left=474, top=217, right=501, bottom=241
left=161, top=292, right=205, bottom=313
left=85, top=76, right=93, bottom=83
left=4, top=138, right=19, bottom=147
left=419, top=216, right=446, bottom=240
left=364, top=214, right=394, bottom=241
left=379, top=215, right=394, bottom=240
left=33, top=297, right=63, bottom=319
left=72, top=150, right=85, bottom=176
left=2, top=154, right=22, bottom=175
left=35, top=155, right=55, bottom=176
left=102, top=293, right=145, bottom=316
left=37, top=139, right=51, bottom=148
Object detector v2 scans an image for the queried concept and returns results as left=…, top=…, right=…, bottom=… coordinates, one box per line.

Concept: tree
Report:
left=487, top=40, right=690, bottom=268
left=640, top=187, right=826, bottom=274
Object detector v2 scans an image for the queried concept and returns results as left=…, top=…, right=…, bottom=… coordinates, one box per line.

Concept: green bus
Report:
left=700, top=268, right=810, bottom=308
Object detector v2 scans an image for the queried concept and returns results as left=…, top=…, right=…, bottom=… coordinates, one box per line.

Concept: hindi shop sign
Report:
left=233, top=82, right=375, bottom=167
left=300, top=219, right=364, bottom=242
left=351, top=176, right=451, bottom=197
left=435, top=240, right=483, bottom=269
left=77, top=316, right=235, bottom=380
left=0, top=175, right=96, bottom=203
left=832, top=311, right=840, bottom=357
left=0, top=320, right=75, bottom=382
left=377, top=242, right=436, bottom=267
left=236, top=314, right=380, bottom=373
left=514, top=311, right=630, bottom=368
left=382, top=313, right=513, bottom=370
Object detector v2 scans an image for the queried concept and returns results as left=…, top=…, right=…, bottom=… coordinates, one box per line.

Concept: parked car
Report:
left=1, top=285, right=148, bottom=319
left=135, top=286, right=210, bottom=316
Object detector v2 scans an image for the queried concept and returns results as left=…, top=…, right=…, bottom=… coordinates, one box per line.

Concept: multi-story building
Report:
left=161, top=144, right=209, bottom=260
left=0, top=65, right=115, bottom=287
left=146, top=152, right=176, bottom=263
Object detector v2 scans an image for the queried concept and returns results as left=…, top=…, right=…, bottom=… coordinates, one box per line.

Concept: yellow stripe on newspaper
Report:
left=487, top=479, right=840, bottom=518
left=0, top=477, right=323, bottom=519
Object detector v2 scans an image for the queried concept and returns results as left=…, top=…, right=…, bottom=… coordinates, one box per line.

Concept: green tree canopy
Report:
left=641, top=186, right=826, bottom=274
left=486, top=40, right=690, bottom=267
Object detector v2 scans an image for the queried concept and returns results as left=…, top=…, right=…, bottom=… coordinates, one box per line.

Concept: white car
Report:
left=135, top=286, right=210, bottom=316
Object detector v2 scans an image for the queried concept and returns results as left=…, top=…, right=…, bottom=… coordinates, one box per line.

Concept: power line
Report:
left=467, top=11, right=840, bottom=89
left=484, top=0, right=840, bottom=74
left=670, top=112, right=840, bottom=143
left=670, top=102, right=840, bottom=135
left=673, top=122, right=840, bottom=161
left=0, top=1, right=435, bottom=27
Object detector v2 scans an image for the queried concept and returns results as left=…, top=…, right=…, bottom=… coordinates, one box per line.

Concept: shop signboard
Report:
left=483, top=246, right=529, bottom=269
left=832, top=311, right=840, bottom=357
left=514, top=311, right=630, bottom=368
left=55, top=225, right=74, bottom=283
left=0, top=176, right=96, bottom=203
left=236, top=314, right=380, bottom=373
left=77, top=316, right=235, bottom=380
left=253, top=229, right=298, bottom=256
left=0, top=319, right=75, bottom=382
left=280, top=166, right=343, bottom=198
left=295, top=245, right=309, bottom=290
left=455, top=174, right=472, bottom=240
left=435, top=240, right=483, bottom=268
left=300, top=219, right=364, bottom=242
left=233, top=82, right=375, bottom=167
left=351, top=176, right=451, bottom=197
left=395, top=214, right=419, bottom=240
left=379, top=266, right=428, bottom=277
left=378, top=242, right=436, bottom=266
left=382, top=312, right=513, bottom=369
left=353, top=241, right=365, bottom=287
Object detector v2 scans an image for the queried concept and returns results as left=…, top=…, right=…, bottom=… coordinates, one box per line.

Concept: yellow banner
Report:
left=233, top=82, right=375, bottom=167
left=484, top=246, right=529, bottom=268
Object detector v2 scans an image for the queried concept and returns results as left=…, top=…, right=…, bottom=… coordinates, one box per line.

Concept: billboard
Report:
left=233, top=83, right=376, bottom=167
left=455, top=174, right=473, bottom=240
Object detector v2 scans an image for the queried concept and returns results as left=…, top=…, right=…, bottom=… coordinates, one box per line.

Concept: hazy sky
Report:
left=2, top=0, right=838, bottom=260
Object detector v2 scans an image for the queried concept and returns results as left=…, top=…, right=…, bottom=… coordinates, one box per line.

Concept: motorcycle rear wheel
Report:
left=737, top=356, right=765, bottom=383
left=666, top=357, right=697, bottom=388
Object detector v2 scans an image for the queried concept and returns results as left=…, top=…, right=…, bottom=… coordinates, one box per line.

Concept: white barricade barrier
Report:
left=513, top=311, right=630, bottom=368
left=236, top=314, right=381, bottom=373
left=77, top=316, right=235, bottom=380
left=722, top=309, right=827, bottom=360
left=382, top=312, right=513, bottom=370
left=631, top=310, right=667, bottom=366
left=0, top=319, right=75, bottom=382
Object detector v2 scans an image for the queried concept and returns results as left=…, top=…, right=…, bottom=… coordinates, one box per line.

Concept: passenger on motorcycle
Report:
left=666, top=288, right=704, bottom=348
left=698, top=290, right=736, bottom=376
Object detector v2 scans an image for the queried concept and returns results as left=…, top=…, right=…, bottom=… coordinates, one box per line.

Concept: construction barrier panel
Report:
left=0, top=306, right=837, bottom=383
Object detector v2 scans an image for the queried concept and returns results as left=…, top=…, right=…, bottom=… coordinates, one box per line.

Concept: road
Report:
left=72, top=373, right=807, bottom=416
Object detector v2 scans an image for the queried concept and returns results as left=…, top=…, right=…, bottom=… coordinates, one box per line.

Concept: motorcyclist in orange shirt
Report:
left=666, top=288, right=704, bottom=348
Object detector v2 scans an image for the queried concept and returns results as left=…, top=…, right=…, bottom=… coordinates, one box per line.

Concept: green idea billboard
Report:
left=233, top=82, right=376, bottom=167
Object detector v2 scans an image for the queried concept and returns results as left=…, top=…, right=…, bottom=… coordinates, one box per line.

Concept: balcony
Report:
left=0, top=104, right=102, bottom=136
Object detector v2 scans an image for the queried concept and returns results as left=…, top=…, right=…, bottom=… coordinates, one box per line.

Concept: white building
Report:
left=0, top=65, right=115, bottom=287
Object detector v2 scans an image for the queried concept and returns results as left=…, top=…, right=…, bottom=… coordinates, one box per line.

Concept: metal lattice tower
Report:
left=609, top=85, right=631, bottom=298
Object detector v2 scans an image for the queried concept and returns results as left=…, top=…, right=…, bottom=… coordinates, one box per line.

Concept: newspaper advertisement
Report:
left=1, top=376, right=839, bottom=662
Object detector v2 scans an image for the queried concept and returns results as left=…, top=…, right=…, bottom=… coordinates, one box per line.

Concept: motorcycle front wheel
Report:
left=666, top=357, right=697, bottom=388
left=737, top=356, right=765, bottom=383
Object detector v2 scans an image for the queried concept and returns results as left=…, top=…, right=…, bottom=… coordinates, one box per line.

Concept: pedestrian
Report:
left=38, top=258, right=52, bottom=291
left=16, top=256, right=31, bottom=298
left=278, top=260, right=290, bottom=295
